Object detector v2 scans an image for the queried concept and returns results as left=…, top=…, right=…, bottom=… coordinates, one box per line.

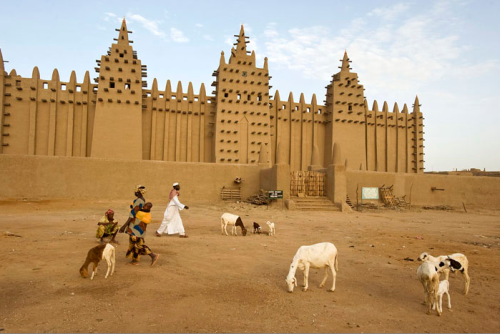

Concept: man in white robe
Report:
left=156, top=183, right=189, bottom=238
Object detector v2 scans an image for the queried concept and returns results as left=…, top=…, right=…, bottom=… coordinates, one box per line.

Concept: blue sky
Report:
left=1, top=0, right=499, bottom=171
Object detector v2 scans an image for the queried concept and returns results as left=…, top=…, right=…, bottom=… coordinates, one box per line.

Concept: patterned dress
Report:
left=126, top=210, right=153, bottom=262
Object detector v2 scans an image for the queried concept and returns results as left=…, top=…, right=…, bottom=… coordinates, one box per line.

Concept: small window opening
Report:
left=121, top=36, right=124, bottom=40
left=318, top=109, right=322, bottom=114
left=348, top=105, right=352, bottom=111
left=282, top=104, right=286, bottom=110
left=109, top=82, right=115, bottom=88
left=159, top=94, right=164, bottom=98
left=237, top=94, right=241, bottom=100
left=306, top=107, right=311, bottom=113
left=93, top=86, right=98, bottom=93
left=257, top=95, right=262, bottom=102
left=247, top=95, right=251, bottom=101
left=120, top=53, right=124, bottom=58
left=16, top=80, right=21, bottom=87
left=347, top=80, right=351, bottom=86
left=171, top=95, right=176, bottom=99
left=125, top=83, right=131, bottom=90
left=194, top=97, right=199, bottom=102
left=147, top=92, right=151, bottom=97
left=242, top=71, right=247, bottom=77
left=224, top=93, right=229, bottom=98
left=61, top=84, right=66, bottom=91
left=43, top=82, right=48, bottom=89
left=295, top=106, right=299, bottom=111
left=76, top=86, right=81, bottom=92
left=207, top=99, right=211, bottom=104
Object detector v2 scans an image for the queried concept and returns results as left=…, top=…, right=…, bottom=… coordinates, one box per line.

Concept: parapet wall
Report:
left=0, top=155, right=261, bottom=203
left=346, top=170, right=500, bottom=209
left=1, top=68, right=97, bottom=157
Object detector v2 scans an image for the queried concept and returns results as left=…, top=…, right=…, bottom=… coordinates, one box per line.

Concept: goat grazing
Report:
left=433, top=280, right=451, bottom=314
left=80, top=243, right=116, bottom=280
left=285, top=242, right=338, bottom=293
left=418, top=252, right=470, bottom=294
left=253, top=222, right=262, bottom=234
left=417, top=259, right=455, bottom=316
left=220, top=213, right=247, bottom=236
left=266, top=221, right=276, bottom=236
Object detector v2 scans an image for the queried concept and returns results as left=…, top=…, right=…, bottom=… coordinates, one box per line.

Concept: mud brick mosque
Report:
left=3, top=19, right=496, bottom=210
left=0, top=19, right=424, bottom=173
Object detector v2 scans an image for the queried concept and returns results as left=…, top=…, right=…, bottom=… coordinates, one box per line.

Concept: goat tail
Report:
left=335, top=253, right=339, bottom=272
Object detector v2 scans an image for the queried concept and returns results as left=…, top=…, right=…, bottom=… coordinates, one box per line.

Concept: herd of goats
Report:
left=79, top=212, right=470, bottom=317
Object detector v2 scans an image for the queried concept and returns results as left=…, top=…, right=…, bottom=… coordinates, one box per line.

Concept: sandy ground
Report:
left=0, top=199, right=499, bottom=333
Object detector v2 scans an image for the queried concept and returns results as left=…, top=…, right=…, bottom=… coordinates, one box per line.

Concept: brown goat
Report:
left=80, top=243, right=116, bottom=280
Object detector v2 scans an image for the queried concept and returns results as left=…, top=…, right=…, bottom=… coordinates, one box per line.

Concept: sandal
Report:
left=151, top=254, right=160, bottom=267
left=127, top=261, right=140, bottom=266
left=179, top=235, right=189, bottom=238
left=155, top=232, right=162, bottom=237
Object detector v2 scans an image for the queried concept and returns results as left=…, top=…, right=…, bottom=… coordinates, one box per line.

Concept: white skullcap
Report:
left=173, top=182, right=179, bottom=187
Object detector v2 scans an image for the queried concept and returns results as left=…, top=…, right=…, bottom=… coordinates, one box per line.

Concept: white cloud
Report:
left=96, top=24, right=107, bottom=31
left=203, top=34, right=214, bottom=41
left=127, top=13, right=166, bottom=38
left=264, top=22, right=278, bottom=38
left=260, top=1, right=496, bottom=99
left=195, top=23, right=203, bottom=28
left=368, top=3, right=411, bottom=20
left=103, top=12, right=121, bottom=24
left=171, top=27, right=189, bottom=43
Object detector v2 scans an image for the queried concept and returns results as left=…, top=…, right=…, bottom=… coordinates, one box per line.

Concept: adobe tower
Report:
left=91, top=18, right=146, bottom=160
left=212, top=25, right=271, bottom=164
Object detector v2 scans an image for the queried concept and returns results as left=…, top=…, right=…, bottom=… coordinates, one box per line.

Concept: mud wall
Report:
left=346, top=170, right=500, bottom=209
left=0, top=155, right=261, bottom=204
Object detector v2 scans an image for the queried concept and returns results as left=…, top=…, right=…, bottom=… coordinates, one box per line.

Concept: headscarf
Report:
left=135, top=185, right=146, bottom=195
left=105, top=209, right=114, bottom=216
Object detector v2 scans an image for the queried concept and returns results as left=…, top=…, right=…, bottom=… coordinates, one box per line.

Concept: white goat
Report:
left=285, top=242, right=338, bottom=293
left=433, top=280, right=451, bottom=314
left=417, top=259, right=455, bottom=316
left=80, top=243, right=116, bottom=280
left=418, top=252, right=470, bottom=294
left=220, top=213, right=247, bottom=236
left=266, top=221, right=276, bottom=236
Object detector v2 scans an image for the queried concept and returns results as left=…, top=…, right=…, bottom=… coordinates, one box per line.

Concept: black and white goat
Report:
left=418, top=252, right=470, bottom=294
left=253, top=222, right=262, bottom=234
left=221, top=213, right=247, bottom=236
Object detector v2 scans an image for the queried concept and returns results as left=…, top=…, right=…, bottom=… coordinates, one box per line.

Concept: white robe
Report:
left=157, top=195, right=186, bottom=235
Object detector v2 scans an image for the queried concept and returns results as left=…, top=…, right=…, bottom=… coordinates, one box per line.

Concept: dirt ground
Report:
left=0, top=199, right=499, bottom=333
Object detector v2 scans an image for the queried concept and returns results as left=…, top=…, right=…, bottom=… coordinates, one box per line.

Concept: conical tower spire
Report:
left=340, top=50, right=351, bottom=72
left=413, top=95, right=421, bottom=113
left=219, top=51, right=226, bottom=67
left=235, top=24, right=248, bottom=56
left=117, top=18, right=130, bottom=45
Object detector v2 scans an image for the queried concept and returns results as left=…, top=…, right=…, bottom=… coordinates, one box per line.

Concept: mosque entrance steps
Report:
left=293, top=196, right=339, bottom=211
